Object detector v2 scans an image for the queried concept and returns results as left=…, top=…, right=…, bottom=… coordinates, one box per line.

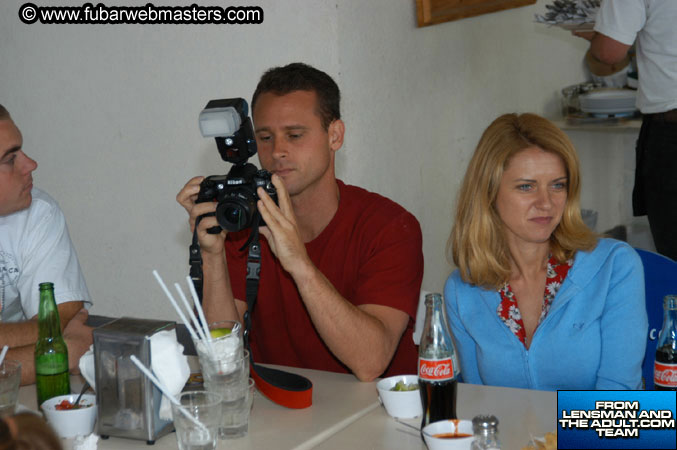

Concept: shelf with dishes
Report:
left=556, top=83, right=642, bottom=131
left=553, top=116, right=642, bottom=131
left=535, top=2, right=641, bottom=131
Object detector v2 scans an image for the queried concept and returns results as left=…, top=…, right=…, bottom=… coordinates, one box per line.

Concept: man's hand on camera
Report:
left=257, top=174, right=312, bottom=277
left=176, top=176, right=227, bottom=255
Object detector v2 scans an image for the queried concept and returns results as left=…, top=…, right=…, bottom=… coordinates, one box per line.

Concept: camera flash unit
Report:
left=198, top=98, right=257, bottom=166
left=198, top=98, right=248, bottom=138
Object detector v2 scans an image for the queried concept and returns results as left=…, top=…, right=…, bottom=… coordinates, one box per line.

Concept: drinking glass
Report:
left=0, top=360, right=21, bottom=416
left=192, top=320, right=242, bottom=368
left=200, top=349, right=251, bottom=439
left=172, top=390, right=222, bottom=450
left=220, top=377, right=255, bottom=438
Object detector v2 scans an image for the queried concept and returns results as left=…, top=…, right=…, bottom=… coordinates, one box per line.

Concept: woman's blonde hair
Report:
left=447, top=113, right=597, bottom=289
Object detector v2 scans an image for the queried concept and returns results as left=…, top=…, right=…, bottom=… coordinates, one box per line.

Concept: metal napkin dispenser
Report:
left=93, top=317, right=176, bottom=444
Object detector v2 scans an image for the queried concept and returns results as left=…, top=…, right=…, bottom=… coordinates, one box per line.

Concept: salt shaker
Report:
left=471, top=415, right=500, bottom=450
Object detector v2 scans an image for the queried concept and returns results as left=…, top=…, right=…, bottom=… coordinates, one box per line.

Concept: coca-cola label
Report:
left=654, top=361, right=677, bottom=388
left=419, top=357, right=454, bottom=381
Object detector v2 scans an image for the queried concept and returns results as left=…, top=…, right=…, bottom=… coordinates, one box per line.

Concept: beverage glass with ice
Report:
left=0, top=360, right=21, bottom=416
left=171, top=390, right=222, bottom=450
left=194, top=320, right=253, bottom=439
left=193, top=320, right=242, bottom=368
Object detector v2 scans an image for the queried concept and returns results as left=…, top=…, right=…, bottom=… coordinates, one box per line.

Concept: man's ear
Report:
left=327, top=119, right=345, bottom=152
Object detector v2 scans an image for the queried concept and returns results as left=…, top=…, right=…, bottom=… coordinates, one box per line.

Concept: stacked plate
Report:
left=579, top=88, right=637, bottom=115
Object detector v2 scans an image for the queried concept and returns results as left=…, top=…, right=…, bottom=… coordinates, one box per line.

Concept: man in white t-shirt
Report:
left=0, top=104, right=92, bottom=385
left=575, top=0, right=677, bottom=260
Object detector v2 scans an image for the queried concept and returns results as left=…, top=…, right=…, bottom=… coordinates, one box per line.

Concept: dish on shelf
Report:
left=579, top=88, right=637, bottom=115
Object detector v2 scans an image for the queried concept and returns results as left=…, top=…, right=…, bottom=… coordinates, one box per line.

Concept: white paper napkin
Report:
left=149, top=330, right=190, bottom=420
left=73, top=433, right=99, bottom=450
left=78, top=346, right=96, bottom=389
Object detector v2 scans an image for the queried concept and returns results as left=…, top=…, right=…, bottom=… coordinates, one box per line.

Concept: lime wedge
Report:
left=210, top=328, right=232, bottom=338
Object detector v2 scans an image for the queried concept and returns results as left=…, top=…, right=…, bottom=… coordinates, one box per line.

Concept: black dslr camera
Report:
left=196, top=98, right=277, bottom=233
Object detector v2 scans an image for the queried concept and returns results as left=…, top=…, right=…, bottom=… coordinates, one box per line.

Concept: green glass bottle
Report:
left=34, top=282, right=70, bottom=407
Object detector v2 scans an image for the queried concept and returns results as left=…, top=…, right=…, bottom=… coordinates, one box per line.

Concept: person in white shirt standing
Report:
left=575, top=0, right=677, bottom=260
left=0, top=103, right=92, bottom=385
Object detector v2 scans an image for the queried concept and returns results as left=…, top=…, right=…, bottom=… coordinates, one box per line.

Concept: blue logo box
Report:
left=557, top=390, right=676, bottom=449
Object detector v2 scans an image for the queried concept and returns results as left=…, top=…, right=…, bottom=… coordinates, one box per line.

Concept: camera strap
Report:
left=244, top=228, right=313, bottom=409
left=189, top=219, right=204, bottom=301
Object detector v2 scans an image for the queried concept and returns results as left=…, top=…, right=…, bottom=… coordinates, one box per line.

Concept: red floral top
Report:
left=497, top=256, right=573, bottom=347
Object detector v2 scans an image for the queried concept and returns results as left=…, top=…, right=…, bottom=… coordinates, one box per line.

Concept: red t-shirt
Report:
left=225, top=180, right=423, bottom=377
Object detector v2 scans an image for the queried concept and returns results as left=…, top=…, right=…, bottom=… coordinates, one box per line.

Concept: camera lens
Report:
left=216, top=193, right=256, bottom=232
left=224, top=206, right=244, bottom=225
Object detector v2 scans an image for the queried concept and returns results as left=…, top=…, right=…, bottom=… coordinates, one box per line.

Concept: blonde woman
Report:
left=445, top=113, right=647, bottom=390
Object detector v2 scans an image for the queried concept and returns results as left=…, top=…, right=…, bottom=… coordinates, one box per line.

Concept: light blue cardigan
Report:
left=444, top=238, right=648, bottom=391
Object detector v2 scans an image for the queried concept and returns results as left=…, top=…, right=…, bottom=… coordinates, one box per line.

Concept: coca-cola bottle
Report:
left=419, top=292, right=461, bottom=430
left=654, top=295, right=677, bottom=391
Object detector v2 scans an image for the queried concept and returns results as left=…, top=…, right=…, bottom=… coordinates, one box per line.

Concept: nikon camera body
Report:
left=196, top=98, right=278, bottom=234
left=196, top=163, right=277, bottom=233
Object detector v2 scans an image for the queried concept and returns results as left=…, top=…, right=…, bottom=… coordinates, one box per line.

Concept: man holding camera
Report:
left=0, top=104, right=92, bottom=385
left=177, top=63, right=423, bottom=381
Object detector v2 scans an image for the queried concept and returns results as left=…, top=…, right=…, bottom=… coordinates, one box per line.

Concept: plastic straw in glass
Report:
left=129, top=355, right=208, bottom=432
left=174, top=282, right=215, bottom=359
left=174, top=282, right=208, bottom=342
left=152, top=270, right=200, bottom=344
left=186, top=276, right=215, bottom=348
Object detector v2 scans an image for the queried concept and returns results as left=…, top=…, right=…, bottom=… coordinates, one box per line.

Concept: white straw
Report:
left=152, top=270, right=201, bottom=344
left=129, top=355, right=208, bottom=432
left=174, top=282, right=208, bottom=343
left=174, top=282, right=216, bottom=359
left=0, top=345, right=8, bottom=367
left=186, top=276, right=214, bottom=348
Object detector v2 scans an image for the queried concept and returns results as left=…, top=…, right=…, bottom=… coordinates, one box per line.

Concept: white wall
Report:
left=566, top=128, right=653, bottom=250
left=0, top=0, right=641, bottom=320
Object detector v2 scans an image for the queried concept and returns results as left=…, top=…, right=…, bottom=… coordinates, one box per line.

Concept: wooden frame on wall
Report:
left=416, top=0, right=537, bottom=27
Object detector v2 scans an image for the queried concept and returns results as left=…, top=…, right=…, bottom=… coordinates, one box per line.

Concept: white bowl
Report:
left=376, top=374, right=422, bottom=419
left=422, top=419, right=474, bottom=450
left=41, top=394, right=97, bottom=438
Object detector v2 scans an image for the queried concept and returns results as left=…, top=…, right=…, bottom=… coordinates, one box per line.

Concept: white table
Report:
left=312, top=382, right=557, bottom=450
left=17, top=365, right=379, bottom=450
left=18, top=368, right=556, bottom=450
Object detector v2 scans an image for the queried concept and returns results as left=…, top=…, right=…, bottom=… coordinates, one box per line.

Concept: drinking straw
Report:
left=174, top=282, right=208, bottom=343
left=152, top=270, right=201, bottom=344
left=0, top=345, right=8, bottom=367
left=174, top=282, right=216, bottom=359
left=186, top=276, right=215, bottom=348
left=129, top=355, right=208, bottom=432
